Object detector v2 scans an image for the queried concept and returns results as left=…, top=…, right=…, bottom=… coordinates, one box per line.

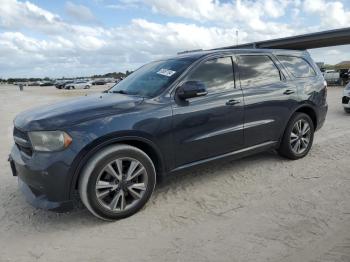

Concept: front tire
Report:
left=79, top=144, right=156, bottom=221
left=278, top=113, right=314, bottom=160
left=344, top=108, right=350, bottom=113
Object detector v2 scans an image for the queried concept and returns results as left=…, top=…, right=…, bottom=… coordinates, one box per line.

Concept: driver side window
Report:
left=185, top=57, right=235, bottom=93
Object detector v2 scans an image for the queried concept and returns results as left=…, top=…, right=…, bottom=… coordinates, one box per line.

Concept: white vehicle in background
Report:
left=342, top=82, right=350, bottom=113
left=323, top=70, right=341, bottom=85
left=65, top=80, right=92, bottom=90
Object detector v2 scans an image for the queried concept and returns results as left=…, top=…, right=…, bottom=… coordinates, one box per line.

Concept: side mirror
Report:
left=176, top=81, right=208, bottom=100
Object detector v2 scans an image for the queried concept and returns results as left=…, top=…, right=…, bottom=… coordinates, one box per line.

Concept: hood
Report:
left=14, top=93, right=144, bottom=131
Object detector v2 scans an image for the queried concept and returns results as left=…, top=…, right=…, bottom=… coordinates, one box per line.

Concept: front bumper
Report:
left=342, top=96, right=350, bottom=108
left=9, top=145, right=74, bottom=212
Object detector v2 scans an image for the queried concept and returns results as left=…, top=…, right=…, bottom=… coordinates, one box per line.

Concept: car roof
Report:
left=167, top=48, right=308, bottom=61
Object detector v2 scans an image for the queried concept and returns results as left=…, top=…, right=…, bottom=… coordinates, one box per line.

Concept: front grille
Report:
left=13, top=127, right=33, bottom=156
left=342, top=96, right=350, bottom=104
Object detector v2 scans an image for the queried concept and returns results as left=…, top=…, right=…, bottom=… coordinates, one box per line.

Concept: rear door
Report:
left=172, top=56, right=244, bottom=167
left=237, top=54, right=298, bottom=147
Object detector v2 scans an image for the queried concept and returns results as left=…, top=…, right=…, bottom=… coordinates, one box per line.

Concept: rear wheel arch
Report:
left=279, top=104, right=318, bottom=144
left=294, top=105, right=317, bottom=130
left=278, top=112, right=315, bottom=159
left=68, top=135, right=165, bottom=199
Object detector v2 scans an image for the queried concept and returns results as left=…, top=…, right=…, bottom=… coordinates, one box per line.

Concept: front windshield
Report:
left=108, top=58, right=194, bottom=98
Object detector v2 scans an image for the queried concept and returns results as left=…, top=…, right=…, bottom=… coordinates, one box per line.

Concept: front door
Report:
left=172, top=56, right=244, bottom=167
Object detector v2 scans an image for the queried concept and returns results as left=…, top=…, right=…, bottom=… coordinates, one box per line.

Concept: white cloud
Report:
left=65, top=1, right=97, bottom=23
left=144, top=0, right=294, bottom=31
left=0, top=0, right=350, bottom=78
left=0, top=16, right=246, bottom=77
left=303, top=0, right=325, bottom=12
left=309, top=45, right=350, bottom=64
left=0, top=0, right=63, bottom=33
left=303, top=0, right=350, bottom=28
left=105, top=0, right=141, bottom=10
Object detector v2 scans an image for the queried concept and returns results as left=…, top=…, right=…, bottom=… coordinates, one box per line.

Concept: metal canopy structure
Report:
left=219, top=27, right=350, bottom=50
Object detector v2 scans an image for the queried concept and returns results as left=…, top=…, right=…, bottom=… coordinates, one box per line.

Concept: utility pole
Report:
left=236, top=30, right=239, bottom=46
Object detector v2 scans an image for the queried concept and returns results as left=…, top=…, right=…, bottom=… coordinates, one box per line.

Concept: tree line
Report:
left=0, top=71, right=133, bottom=84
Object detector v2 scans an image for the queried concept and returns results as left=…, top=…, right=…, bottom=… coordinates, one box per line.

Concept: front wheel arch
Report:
left=67, top=135, right=164, bottom=200
left=78, top=144, right=157, bottom=220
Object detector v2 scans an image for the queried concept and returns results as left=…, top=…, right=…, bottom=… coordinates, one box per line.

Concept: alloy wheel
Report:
left=95, top=157, right=148, bottom=212
left=290, top=119, right=311, bottom=154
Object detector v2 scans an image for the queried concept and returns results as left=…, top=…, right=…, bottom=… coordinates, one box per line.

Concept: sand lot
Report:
left=0, top=84, right=349, bottom=262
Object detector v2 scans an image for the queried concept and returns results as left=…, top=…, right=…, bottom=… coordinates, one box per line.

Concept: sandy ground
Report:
left=0, top=84, right=349, bottom=262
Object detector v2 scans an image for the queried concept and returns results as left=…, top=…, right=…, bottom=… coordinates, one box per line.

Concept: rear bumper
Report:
left=342, top=96, right=350, bottom=108
left=316, top=104, right=328, bottom=131
left=9, top=145, right=74, bottom=212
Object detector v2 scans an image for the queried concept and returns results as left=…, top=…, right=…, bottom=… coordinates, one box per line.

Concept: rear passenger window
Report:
left=277, top=55, right=316, bottom=78
left=186, top=57, right=234, bottom=93
left=238, top=55, right=281, bottom=88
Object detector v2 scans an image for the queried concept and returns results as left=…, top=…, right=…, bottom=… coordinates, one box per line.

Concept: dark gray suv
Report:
left=9, top=49, right=328, bottom=220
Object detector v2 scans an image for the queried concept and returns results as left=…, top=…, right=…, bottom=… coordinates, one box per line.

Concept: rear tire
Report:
left=344, top=108, right=350, bottom=113
left=79, top=144, right=156, bottom=221
left=278, top=113, right=314, bottom=160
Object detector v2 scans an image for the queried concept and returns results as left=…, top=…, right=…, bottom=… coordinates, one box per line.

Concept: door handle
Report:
left=226, top=99, right=241, bottom=106
left=283, top=89, right=295, bottom=95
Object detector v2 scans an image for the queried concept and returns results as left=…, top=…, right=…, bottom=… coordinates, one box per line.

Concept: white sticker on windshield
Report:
left=157, top=68, right=176, bottom=77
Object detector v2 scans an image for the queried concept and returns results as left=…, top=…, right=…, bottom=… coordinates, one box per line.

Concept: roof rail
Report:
left=177, top=49, right=203, bottom=55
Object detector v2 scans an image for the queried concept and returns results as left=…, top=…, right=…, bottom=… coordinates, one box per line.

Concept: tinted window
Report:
left=238, top=55, right=281, bottom=87
left=109, top=58, right=194, bottom=97
left=277, top=55, right=316, bottom=78
left=186, top=57, right=234, bottom=93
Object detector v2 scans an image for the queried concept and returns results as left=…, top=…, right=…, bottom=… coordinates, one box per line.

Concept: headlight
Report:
left=28, top=131, right=72, bottom=152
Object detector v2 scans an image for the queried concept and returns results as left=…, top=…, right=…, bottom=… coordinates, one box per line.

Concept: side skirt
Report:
left=170, top=141, right=278, bottom=173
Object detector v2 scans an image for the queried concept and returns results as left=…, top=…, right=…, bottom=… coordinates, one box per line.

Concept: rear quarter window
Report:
left=277, top=55, right=316, bottom=78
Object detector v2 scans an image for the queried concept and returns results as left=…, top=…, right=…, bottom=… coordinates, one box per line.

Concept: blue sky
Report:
left=0, top=0, right=350, bottom=78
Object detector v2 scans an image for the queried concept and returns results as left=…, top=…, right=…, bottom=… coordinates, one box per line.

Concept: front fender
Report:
left=66, top=132, right=165, bottom=200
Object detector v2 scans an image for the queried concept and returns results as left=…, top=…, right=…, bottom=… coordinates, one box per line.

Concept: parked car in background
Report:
left=342, top=82, right=350, bottom=113
left=115, top=77, right=124, bottom=83
left=339, top=69, right=349, bottom=86
left=39, top=81, right=54, bottom=86
left=323, top=70, right=341, bottom=85
left=27, top=81, right=41, bottom=86
left=104, top=78, right=116, bottom=83
left=323, top=70, right=349, bottom=86
left=92, top=79, right=106, bottom=85
left=65, top=80, right=91, bottom=90
left=55, top=80, right=73, bottom=89
left=9, top=49, right=327, bottom=220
